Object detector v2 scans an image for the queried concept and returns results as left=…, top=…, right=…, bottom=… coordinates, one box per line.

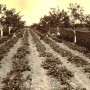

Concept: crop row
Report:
left=0, top=29, right=24, bottom=62
left=29, top=30, right=46, bottom=57
left=0, top=36, right=11, bottom=46
left=29, top=30, right=82, bottom=90
left=59, top=39, right=90, bottom=59
left=35, top=30, right=89, bottom=67
left=34, top=30, right=90, bottom=80
left=2, top=30, right=31, bottom=90
left=0, top=28, right=23, bottom=47
left=42, top=54, right=75, bottom=90
left=0, top=37, right=18, bottom=61
left=34, top=29, right=90, bottom=58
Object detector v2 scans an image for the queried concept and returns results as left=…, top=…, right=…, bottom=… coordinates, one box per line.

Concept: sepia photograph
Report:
left=0, top=0, right=90, bottom=90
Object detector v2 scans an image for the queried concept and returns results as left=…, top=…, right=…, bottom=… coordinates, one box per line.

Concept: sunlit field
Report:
left=0, top=1, right=90, bottom=90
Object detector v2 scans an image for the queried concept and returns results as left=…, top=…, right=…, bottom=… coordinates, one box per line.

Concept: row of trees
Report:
left=0, top=4, right=25, bottom=36
left=31, top=3, right=90, bottom=34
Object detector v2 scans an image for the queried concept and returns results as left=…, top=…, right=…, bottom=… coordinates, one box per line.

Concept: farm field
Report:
left=0, top=28, right=90, bottom=90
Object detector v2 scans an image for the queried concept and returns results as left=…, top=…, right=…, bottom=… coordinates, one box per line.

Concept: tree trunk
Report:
left=9, top=26, right=12, bottom=34
left=0, top=23, right=3, bottom=36
left=0, top=29, right=3, bottom=36
left=57, top=26, right=60, bottom=35
left=73, top=29, right=76, bottom=43
left=47, top=29, right=50, bottom=36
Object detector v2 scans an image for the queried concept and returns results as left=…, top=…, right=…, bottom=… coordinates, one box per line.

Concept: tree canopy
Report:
left=31, top=3, right=90, bottom=34
left=0, top=4, right=25, bottom=36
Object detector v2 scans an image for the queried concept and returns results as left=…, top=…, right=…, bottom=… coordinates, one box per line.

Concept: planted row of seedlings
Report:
left=0, top=36, right=11, bottom=46
left=29, top=30, right=83, bottom=90
left=0, top=28, right=23, bottom=47
left=29, top=30, right=46, bottom=57
left=34, top=30, right=90, bottom=76
left=52, top=36, right=90, bottom=75
left=0, top=37, right=18, bottom=61
left=0, top=29, right=23, bottom=62
left=59, top=39, right=90, bottom=59
left=49, top=32, right=90, bottom=59
left=42, top=53, right=76, bottom=90
left=2, top=30, right=31, bottom=90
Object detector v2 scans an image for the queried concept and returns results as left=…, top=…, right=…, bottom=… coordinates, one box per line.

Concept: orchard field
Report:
left=0, top=28, right=90, bottom=90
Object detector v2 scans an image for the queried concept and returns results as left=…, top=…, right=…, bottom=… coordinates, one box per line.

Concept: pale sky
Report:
left=0, top=0, right=90, bottom=25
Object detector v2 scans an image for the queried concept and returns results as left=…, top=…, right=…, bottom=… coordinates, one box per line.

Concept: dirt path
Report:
left=50, top=38, right=90, bottom=63
left=40, top=38, right=90, bottom=90
left=0, top=38, right=21, bottom=89
left=28, top=32, right=62, bottom=90
left=28, top=33, right=51, bottom=90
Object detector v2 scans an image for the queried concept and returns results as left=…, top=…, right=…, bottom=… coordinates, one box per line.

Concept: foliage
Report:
left=68, top=3, right=85, bottom=28
left=0, top=4, right=25, bottom=36
left=31, top=3, right=90, bottom=33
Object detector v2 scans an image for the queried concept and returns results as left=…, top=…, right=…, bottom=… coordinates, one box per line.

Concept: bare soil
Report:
left=0, top=38, right=21, bottom=89
left=0, top=28, right=90, bottom=90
